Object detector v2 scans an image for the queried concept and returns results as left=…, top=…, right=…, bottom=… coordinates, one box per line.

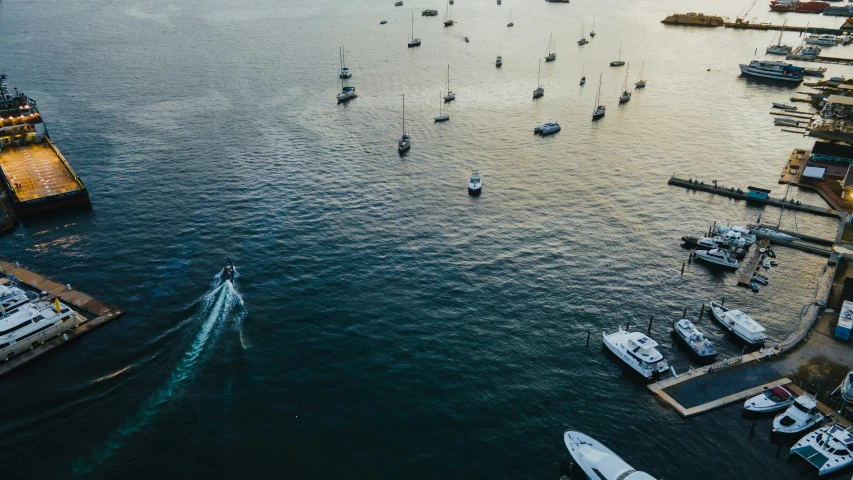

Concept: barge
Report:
left=661, top=12, right=725, bottom=27
left=0, top=73, right=89, bottom=218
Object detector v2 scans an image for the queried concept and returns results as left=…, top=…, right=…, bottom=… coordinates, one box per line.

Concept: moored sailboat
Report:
left=398, top=94, right=411, bottom=153
left=592, top=72, right=605, bottom=119
left=408, top=12, right=422, bottom=47
left=533, top=59, right=544, bottom=98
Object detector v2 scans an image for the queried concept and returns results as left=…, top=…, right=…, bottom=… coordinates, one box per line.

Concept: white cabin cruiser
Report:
left=749, top=227, right=797, bottom=243
left=745, top=386, right=795, bottom=412
left=738, top=60, right=804, bottom=83
left=0, top=283, right=34, bottom=315
left=564, top=430, right=657, bottom=480
left=673, top=319, right=717, bottom=360
left=468, top=171, right=482, bottom=194
left=713, top=224, right=756, bottom=246
left=710, top=301, right=767, bottom=345
left=773, top=394, right=823, bottom=433
left=0, top=298, right=84, bottom=360
left=791, top=423, right=853, bottom=475
left=695, top=248, right=739, bottom=269
left=806, top=34, right=838, bottom=46
left=602, top=328, right=668, bottom=379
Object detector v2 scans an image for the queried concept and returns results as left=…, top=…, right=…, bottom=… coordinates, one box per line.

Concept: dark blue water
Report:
left=0, top=0, right=848, bottom=477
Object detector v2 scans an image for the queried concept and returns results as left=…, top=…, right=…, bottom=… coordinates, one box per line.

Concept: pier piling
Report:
left=648, top=315, right=654, bottom=333
left=586, top=330, right=590, bottom=347
left=683, top=307, right=687, bottom=319
left=681, top=262, right=685, bottom=275
left=699, top=304, right=705, bottom=320
left=750, top=420, right=756, bottom=439
left=626, top=322, right=631, bottom=331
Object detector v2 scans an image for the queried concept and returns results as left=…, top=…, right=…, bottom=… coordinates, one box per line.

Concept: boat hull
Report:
left=673, top=323, right=717, bottom=361
left=602, top=333, right=665, bottom=379
left=709, top=301, right=766, bottom=345
left=738, top=65, right=804, bottom=83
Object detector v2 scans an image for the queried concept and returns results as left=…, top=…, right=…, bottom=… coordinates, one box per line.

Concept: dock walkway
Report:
left=737, top=238, right=770, bottom=287
left=0, top=259, right=125, bottom=377
left=668, top=176, right=838, bottom=217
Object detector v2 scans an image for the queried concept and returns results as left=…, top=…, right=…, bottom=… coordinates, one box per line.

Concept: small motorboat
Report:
left=803, top=67, right=827, bottom=77
left=681, top=235, right=719, bottom=250
left=564, top=431, right=660, bottom=480
left=744, top=386, right=795, bottom=413
left=580, top=76, right=586, bottom=86
left=766, top=248, right=776, bottom=258
left=774, top=117, right=801, bottom=127
left=773, top=394, right=823, bottom=434
left=539, top=122, right=561, bottom=135
left=468, top=171, right=482, bottom=195
left=750, top=282, right=760, bottom=293
left=380, top=20, right=388, bottom=24
left=395, top=0, right=403, bottom=5
left=465, top=37, right=469, bottom=43
left=222, top=259, right=235, bottom=281
left=534, top=121, right=558, bottom=134
left=752, top=274, right=769, bottom=285
left=496, top=56, right=502, bottom=68
left=772, top=102, right=798, bottom=111
left=763, top=257, right=771, bottom=269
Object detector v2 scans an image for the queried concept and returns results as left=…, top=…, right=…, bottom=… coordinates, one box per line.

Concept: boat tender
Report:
left=468, top=171, right=482, bottom=195
left=710, top=300, right=767, bottom=345
left=602, top=328, right=669, bottom=379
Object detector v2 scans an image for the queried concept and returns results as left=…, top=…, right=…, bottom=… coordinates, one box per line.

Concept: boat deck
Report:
left=0, top=258, right=125, bottom=377
left=0, top=141, right=84, bottom=203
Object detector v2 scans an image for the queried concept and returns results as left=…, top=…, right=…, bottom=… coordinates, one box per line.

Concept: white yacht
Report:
left=744, top=385, right=795, bottom=412
left=806, top=34, right=838, bottom=46
left=791, top=423, right=853, bottom=475
left=339, top=47, right=352, bottom=79
left=564, top=431, right=657, bottom=480
left=0, top=283, right=34, bottom=315
left=673, top=318, right=717, bottom=361
left=750, top=226, right=797, bottom=243
left=695, top=248, right=739, bottom=269
left=539, top=122, right=561, bottom=135
left=336, top=85, right=357, bottom=103
left=602, top=328, right=669, bottom=379
left=0, top=298, right=84, bottom=360
left=738, top=60, right=804, bottom=83
left=773, top=394, right=823, bottom=434
left=709, top=300, right=767, bottom=345
left=714, top=224, right=757, bottom=246
left=468, top=171, right=482, bottom=194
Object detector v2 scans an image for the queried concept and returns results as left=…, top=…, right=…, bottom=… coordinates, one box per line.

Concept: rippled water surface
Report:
left=0, top=0, right=848, bottom=477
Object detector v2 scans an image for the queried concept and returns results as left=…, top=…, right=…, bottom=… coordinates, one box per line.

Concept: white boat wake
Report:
left=72, top=279, right=246, bottom=476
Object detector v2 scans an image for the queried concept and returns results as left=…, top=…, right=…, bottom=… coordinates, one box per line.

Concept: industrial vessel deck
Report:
left=0, top=73, right=89, bottom=218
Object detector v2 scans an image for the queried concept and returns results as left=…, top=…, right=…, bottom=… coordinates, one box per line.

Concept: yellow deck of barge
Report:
left=0, top=140, right=84, bottom=202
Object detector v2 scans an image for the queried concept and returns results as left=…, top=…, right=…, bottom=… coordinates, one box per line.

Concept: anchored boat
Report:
left=709, top=300, right=767, bottom=345
left=468, top=171, right=482, bottom=195
left=602, top=328, right=669, bottom=379
left=673, top=318, right=717, bottom=361
left=745, top=385, right=795, bottom=412
left=738, top=60, right=804, bottom=83
left=695, top=248, right=739, bottom=269
left=773, top=394, right=823, bottom=433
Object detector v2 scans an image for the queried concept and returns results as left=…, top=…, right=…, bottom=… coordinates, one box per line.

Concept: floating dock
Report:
left=725, top=21, right=842, bottom=35
left=0, top=259, right=124, bottom=377
left=667, top=176, right=839, bottom=217
left=737, top=238, right=771, bottom=287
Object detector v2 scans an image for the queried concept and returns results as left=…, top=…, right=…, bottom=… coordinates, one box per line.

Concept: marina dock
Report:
left=736, top=238, right=770, bottom=287
left=0, top=259, right=124, bottom=377
left=725, top=21, right=842, bottom=35
left=668, top=176, right=839, bottom=217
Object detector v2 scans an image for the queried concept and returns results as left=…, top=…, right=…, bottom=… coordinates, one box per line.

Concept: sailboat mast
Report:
left=537, top=59, right=541, bottom=87
left=402, top=94, right=405, bottom=135
left=411, top=12, right=414, bottom=42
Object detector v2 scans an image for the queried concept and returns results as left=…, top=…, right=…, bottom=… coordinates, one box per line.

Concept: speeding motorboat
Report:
left=773, top=394, right=823, bottom=434
left=564, top=430, right=658, bottom=480
left=602, top=328, right=668, bottom=379
left=222, top=259, right=235, bottom=281
left=745, top=386, right=795, bottom=413
left=673, top=318, right=717, bottom=361
left=710, top=300, right=767, bottom=345
left=791, top=423, right=853, bottom=475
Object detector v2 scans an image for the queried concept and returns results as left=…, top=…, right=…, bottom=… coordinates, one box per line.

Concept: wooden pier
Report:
left=737, top=238, right=771, bottom=287
left=650, top=373, right=791, bottom=417
left=668, top=176, right=839, bottom=217
left=725, top=21, right=842, bottom=35
left=0, top=259, right=125, bottom=377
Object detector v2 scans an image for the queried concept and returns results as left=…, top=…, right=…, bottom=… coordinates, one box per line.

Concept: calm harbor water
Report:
left=0, top=0, right=849, bottom=478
